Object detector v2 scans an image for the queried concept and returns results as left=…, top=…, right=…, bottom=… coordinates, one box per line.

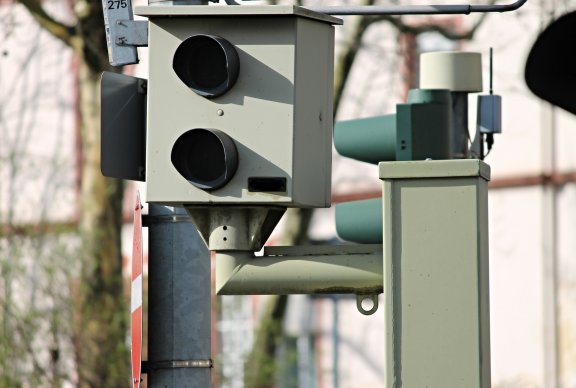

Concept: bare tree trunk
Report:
left=74, top=56, right=128, bottom=387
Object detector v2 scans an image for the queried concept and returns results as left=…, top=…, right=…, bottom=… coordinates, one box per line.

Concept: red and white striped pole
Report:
left=131, top=192, right=143, bottom=388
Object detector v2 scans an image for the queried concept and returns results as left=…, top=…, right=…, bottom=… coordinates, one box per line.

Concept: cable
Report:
left=484, top=133, right=494, bottom=158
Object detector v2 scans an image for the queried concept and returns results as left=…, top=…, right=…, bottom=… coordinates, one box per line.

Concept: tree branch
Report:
left=17, top=0, right=76, bottom=48
left=333, top=0, right=378, bottom=114
left=333, top=17, right=370, bottom=114
left=334, top=11, right=491, bottom=114
left=364, top=12, right=489, bottom=41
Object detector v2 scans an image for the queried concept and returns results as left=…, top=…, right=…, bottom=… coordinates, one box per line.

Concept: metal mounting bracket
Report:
left=102, top=0, right=148, bottom=66
left=356, top=294, right=379, bottom=315
left=115, top=20, right=149, bottom=47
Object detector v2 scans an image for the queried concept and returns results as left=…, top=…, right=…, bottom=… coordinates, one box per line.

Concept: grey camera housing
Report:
left=136, top=5, right=340, bottom=208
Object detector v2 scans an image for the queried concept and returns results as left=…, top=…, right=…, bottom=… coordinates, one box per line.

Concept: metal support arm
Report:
left=306, top=0, right=527, bottom=15
left=215, top=244, right=382, bottom=296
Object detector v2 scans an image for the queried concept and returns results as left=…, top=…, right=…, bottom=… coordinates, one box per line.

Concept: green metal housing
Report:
left=334, top=88, right=452, bottom=164
left=335, top=198, right=382, bottom=243
left=334, top=89, right=453, bottom=244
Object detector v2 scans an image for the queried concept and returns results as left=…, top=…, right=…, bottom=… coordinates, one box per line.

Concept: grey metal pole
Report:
left=147, top=204, right=211, bottom=387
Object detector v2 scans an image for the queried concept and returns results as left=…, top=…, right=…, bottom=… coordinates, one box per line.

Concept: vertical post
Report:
left=145, top=0, right=209, bottom=382
left=541, top=101, right=559, bottom=387
left=380, top=159, right=491, bottom=388
left=451, top=92, right=470, bottom=158
left=332, top=295, right=340, bottom=388
left=147, top=204, right=211, bottom=387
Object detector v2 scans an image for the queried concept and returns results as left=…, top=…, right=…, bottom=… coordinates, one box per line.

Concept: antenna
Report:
left=489, top=47, right=493, bottom=95
left=476, top=46, right=502, bottom=159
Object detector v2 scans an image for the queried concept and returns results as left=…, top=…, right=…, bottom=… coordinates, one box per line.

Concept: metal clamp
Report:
left=142, top=214, right=193, bottom=227
left=141, top=359, right=213, bottom=373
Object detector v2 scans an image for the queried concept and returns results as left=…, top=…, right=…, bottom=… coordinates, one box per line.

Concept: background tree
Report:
left=0, top=0, right=503, bottom=386
left=5, top=0, right=129, bottom=385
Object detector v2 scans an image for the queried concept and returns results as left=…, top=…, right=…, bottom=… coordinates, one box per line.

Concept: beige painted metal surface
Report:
left=380, top=159, right=491, bottom=388
left=185, top=206, right=286, bottom=251
left=140, top=6, right=338, bottom=207
left=135, top=5, right=342, bottom=24
left=420, top=51, right=483, bottom=92
left=215, top=245, right=383, bottom=295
